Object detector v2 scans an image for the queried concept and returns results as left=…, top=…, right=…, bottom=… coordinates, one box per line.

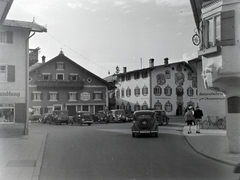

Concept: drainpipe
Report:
left=24, top=31, right=35, bottom=135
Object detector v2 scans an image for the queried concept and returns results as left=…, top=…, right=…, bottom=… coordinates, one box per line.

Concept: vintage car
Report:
left=50, top=110, right=69, bottom=125
left=131, top=110, right=158, bottom=137
left=70, top=111, right=93, bottom=126
left=94, top=110, right=109, bottom=124
left=125, top=109, right=134, bottom=121
left=155, top=110, right=169, bottom=126
left=39, top=113, right=53, bottom=124
left=110, top=109, right=127, bottom=123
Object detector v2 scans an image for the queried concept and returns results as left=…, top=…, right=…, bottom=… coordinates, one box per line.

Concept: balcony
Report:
left=36, top=79, right=84, bottom=88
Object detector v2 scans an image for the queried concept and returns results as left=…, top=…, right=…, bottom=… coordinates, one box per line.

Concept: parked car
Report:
left=155, top=110, right=169, bottom=125
left=70, top=111, right=93, bottom=126
left=50, top=110, right=69, bottom=125
left=39, top=113, right=53, bottom=124
left=125, top=109, right=134, bottom=121
left=94, top=110, right=109, bottom=124
left=131, top=110, right=158, bottom=137
left=111, top=109, right=126, bottom=123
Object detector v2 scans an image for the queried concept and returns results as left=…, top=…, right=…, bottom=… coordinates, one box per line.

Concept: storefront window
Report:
left=0, top=104, right=14, bottom=123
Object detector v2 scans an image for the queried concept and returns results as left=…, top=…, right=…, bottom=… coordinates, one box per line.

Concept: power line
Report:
left=46, top=32, right=110, bottom=72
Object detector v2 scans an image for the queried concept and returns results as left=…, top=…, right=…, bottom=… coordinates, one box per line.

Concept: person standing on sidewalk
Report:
left=194, top=106, right=203, bottom=133
left=184, top=106, right=195, bottom=134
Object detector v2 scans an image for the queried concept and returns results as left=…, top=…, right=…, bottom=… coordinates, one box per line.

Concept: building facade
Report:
left=190, top=0, right=240, bottom=153
left=29, top=51, right=111, bottom=119
left=114, top=58, right=199, bottom=116
left=0, top=19, right=46, bottom=135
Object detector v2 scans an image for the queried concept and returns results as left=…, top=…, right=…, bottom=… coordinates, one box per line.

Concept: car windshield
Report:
left=134, top=112, right=155, bottom=120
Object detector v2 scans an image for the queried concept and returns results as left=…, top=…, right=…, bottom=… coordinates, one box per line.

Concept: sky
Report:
left=6, top=0, right=199, bottom=78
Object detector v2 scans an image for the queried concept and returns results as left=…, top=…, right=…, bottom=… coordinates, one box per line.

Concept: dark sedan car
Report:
left=70, top=111, right=93, bottom=126
left=131, top=110, right=158, bottom=137
left=155, top=110, right=169, bottom=126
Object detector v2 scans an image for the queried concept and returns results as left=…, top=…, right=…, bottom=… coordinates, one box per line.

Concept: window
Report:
left=49, top=92, right=58, bottom=101
left=126, top=102, right=131, bottom=110
left=82, top=105, right=89, bottom=111
left=134, top=72, right=140, bottom=80
left=0, top=31, right=13, bottom=44
left=187, top=87, right=194, bottom=97
left=201, top=10, right=235, bottom=52
left=126, top=87, right=131, bottom=97
left=165, top=70, right=171, bottom=79
left=116, top=89, right=120, bottom=98
left=188, top=72, right=192, bottom=80
left=134, top=102, right=140, bottom=111
left=121, top=88, right=124, bottom=97
left=142, top=101, right=148, bottom=110
left=94, top=91, right=103, bottom=100
left=56, top=62, right=64, bottom=70
left=126, top=74, right=131, bottom=81
left=0, top=65, right=15, bottom=82
left=142, top=85, right=148, bottom=96
left=47, top=106, right=53, bottom=114
left=134, top=86, right=140, bottom=97
left=154, top=101, right=162, bottom=110
left=120, top=103, right=125, bottom=110
left=69, top=92, right=77, bottom=101
left=121, top=75, right=125, bottom=82
left=33, top=106, right=41, bottom=116
left=142, top=71, right=148, bottom=79
left=154, top=85, right=162, bottom=96
left=53, top=105, right=62, bottom=111
left=164, top=85, right=172, bottom=96
left=0, top=103, right=14, bottom=123
left=56, top=73, right=64, bottom=80
left=32, top=92, right=42, bottom=101
left=69, top=74, right=78, bottom=81
left=165, top=101, right=172, bottom=112
left=42, top=73, right=51, bottom=80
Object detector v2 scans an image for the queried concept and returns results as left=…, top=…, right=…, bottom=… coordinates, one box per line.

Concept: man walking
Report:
left=194, top=106, right=203, bottom=133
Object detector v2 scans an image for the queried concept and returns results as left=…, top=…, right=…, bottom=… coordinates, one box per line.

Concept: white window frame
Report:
left=69, top=73, right=78, bottom=81
left=33, top=91, right=42, bottom=101
left=0, top=65, right=7, bottom=82
left=94, top=91, right=102, bottom=100
left=47, top=106, right=53, bottom=114
left=56, top=62, right=64, bottom=70
left=33, top=106, right=41, bottom=116
left=69, top=92, right=77, bottom=101
left=49, top=91, right=58, bottom=101
left=53, top=104, right=62, bottom=111
left=0, top=103, right=15, bottom=124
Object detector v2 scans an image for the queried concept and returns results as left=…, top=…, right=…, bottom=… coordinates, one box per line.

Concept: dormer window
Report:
left=0, top=31, right=13, bottom=44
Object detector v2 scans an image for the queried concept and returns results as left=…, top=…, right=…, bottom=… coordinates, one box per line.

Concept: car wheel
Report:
left=88, top=123, right=91, bottom=126
left=66, top=122, right=68, bottom=125
left=132, top=133, right=135, bottom=137
left=155, top=133, right=158, bottom=137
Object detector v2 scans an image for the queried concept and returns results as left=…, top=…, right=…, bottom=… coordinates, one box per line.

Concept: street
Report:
left=32, top=121, right=237, bottom=180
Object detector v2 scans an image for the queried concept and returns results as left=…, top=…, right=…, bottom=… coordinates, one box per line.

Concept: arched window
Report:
left=187, top=87, right=194, bottom=96
left=142, top=85, right=148, bottom=96
left=165, top=101, right=173, bottom=112
left=164, top=85, right=172, bottom=96
left=134, top=102, right=140, bottom=111
left=121, top=88, right=125, bottom=97
left=120, top=102, right=125, bottom=110
left=154, top=85, right=162, bottom=96
left=116, top=89, right=120, bottom=98
left=134, top=86, right=140, bottom=97
left=154, top=100, right=162, bottom=110
left=142, top=101, right=148, bottom=110
left=126, top=87, right=131, bottom=97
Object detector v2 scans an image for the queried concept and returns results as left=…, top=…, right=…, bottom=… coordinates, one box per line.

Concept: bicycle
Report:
left=201, top=116, right=226, bottom=129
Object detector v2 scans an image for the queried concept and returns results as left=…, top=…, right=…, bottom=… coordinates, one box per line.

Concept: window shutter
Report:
left=202, top=20, right=209, bottom=49
left=40, top=108, right=43, bottom=114
left=6, top=31, right=13, bottom=44
left=67, top=92, right=70, bottom=100
left=100, top=92, right=103, bottom=99
left=41, top=93, right=43, bottom=100
left=31, top=93, right=34, bottom=100
left=48, top=93, right=50, bottom=100
left=63, top=62, right=65, bottom=69
left=76, top=92, right=78, bottom=100
left=57, top=92, right=59, bottom=100
left=7, top=65, right=15, bottom=82
left=221, top=10, right=235, bottom=46
left=44, top=107, right=48, bottom=113
left=50, top=74, right=52, bottom=80
left=92, top=93, right=95, bottom=100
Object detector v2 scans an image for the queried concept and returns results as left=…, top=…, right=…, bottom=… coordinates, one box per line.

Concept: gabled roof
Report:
left=3, top=19, right=47, bottom=32
left=30, top=51, right=114, bottom=88
left=0, top=0, right=13, bottom=28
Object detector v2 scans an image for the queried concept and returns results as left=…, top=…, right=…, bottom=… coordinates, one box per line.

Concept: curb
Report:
left=182, top=128, right=237, bottom=167
left=32, top=132, right=48, bottom=180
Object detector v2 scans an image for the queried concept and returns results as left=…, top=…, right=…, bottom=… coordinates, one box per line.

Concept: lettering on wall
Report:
left=81, top=92, right=90, bottom=101
left=0, top=91, right=21, bottom=97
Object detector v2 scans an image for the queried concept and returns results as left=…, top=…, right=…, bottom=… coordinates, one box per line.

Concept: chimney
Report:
left=164, top=58, right=169, bottom=65
left=149, top=58, right=154, bottom=67
left=42, top=55, right=46, bottom=63
left=123, top=67, right=127, bottom=73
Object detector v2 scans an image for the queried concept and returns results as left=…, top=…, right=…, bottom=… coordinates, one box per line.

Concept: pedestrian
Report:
left=184, top=106, right=195, bottom=134
left=194, top=106, right=203, bottom=133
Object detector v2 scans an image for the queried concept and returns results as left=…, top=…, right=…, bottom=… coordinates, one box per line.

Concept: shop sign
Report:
left=81, top=92, right=90, bottom=101
left=0, top=91, right=21, bottom=98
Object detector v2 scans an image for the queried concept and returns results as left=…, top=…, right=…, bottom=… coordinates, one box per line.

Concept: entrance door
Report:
left=67, top=105, right=76, bottom=116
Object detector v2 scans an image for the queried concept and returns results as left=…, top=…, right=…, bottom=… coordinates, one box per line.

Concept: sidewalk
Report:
left=183, top=125, right=240, bottom=166
left=0, top=122, right=47, bottom=180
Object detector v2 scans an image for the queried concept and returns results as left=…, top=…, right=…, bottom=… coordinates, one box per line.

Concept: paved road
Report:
left=35, top=122, right=237, bottom=180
